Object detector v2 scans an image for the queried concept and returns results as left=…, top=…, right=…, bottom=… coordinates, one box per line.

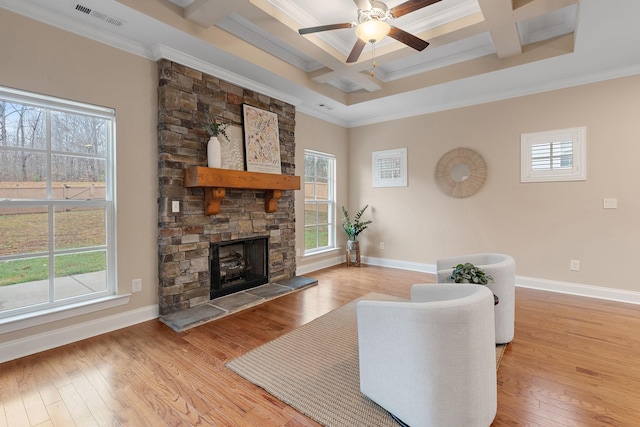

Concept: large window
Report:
left=0, top=87, right=115, bottom=320
left=521, top=127, right=586, bottom=182
left=304, top=150, right=335, bottom=254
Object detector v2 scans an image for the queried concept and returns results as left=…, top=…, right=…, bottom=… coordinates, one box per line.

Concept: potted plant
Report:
left=201, top=120, right=229, bottom=140
left=448, top=262, right=499, bottom=305
left=201, top=118, right=229, bottom=168
left=341, top=205, right=372, bottom=251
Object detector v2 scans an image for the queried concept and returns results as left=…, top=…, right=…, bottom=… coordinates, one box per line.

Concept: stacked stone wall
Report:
left=157, top=59, right=296, bottom=315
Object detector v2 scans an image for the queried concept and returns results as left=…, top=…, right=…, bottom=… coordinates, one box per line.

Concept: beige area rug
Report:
left=226, top=292, right=506, bottom=427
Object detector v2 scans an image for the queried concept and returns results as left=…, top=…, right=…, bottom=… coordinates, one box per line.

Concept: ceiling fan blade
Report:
left=299, top=23, right=353, bottom=35
left=388, top=27, right=430, bottom=51
left=346, top=38, right=367, bottom=63
left=353, top=0, right=372, bottom=11
left=390, top=0, right=442, bottom=18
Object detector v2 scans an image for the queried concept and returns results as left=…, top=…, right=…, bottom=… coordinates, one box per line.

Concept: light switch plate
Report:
left=570, top=260, right=580, bottom=271
left=172, top=200, right=180, bottom=213
left=603, top=198, right=617, bottom=209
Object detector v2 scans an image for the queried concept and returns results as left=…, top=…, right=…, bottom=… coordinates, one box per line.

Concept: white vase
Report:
left=207, top=136, right=222, bottom=168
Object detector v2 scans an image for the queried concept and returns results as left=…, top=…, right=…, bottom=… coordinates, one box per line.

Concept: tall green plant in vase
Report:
left=342, top=205, right=372, bottom=251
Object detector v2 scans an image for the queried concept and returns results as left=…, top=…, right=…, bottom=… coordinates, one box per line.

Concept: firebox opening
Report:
left=210, top=236, right=269, bottom=299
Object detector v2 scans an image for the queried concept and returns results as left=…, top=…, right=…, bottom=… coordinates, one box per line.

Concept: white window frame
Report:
left=304, top=150, right=336, bottom=255
left=0, top=86, right=123, bottom=332
left=521, top=127, right=586, bottom=182
left=372, top=148, right=407, bottom=187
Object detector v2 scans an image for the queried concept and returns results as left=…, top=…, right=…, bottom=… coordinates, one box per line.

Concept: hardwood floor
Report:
left=1, top=265, right=640, bottom=426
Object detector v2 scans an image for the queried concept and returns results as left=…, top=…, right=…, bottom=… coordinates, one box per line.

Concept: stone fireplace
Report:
left=156, top=59, right=297, bottom=316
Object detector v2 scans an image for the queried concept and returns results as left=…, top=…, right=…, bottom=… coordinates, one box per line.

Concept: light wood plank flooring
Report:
left=1, top=265, right=640, bottom=426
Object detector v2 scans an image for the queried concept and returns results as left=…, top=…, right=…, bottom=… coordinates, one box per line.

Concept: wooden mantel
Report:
left=183, top=166, right=301, bottom=215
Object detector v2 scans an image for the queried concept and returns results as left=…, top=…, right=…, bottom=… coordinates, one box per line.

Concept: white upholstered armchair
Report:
left=357, top=284, right=497, bottom=427
left=437, top=253, right=515, bottom=344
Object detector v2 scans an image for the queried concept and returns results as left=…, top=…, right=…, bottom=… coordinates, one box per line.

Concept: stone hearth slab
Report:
left=159, top=303, right=227, bottom=332
left=275, top=276, right=318, bottom=289
left=211, top=291, right=264, bottom=312
left=246, top=283, right=291, bottom=299
left=159, top=275, right=318, bottom=332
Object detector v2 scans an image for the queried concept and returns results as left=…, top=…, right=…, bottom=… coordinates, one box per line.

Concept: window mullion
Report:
left=46, top=110, right=55, bottom=302
left=48, top=204, right=55, bottom=302
left=46, top=109, right=52, bottom=200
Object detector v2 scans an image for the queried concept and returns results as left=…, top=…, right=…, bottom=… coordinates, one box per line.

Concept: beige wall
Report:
left=348, top=75, right=640, bottom=291
left=2, top=5, right=638, bottom=352
left=295, top=113, right=349, bottom=269
left=0, top=10, right=158, bottom=343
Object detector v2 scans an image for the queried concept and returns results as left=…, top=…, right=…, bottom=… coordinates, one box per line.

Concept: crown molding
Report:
left=348, top=62, right=640, bottom=128
left=295, top=103, right=348, bottom=127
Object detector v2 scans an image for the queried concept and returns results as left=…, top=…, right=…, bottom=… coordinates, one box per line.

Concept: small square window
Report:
left=521, top=127, right=586, bottom=182
left=372, top=148, right=407, bottom=187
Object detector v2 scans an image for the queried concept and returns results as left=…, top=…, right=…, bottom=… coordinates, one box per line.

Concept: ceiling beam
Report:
left=184, top=0, right=236, bottom=27
left=513, top=0, right=579, bottom=21
left=477, top=0, right=522, bottom=58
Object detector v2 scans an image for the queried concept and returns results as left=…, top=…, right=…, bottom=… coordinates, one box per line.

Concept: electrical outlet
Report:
left=379, top=242, right=385, bottom=250
left=132, top=278, right=142, bottom=292
left=570, top=260, right=580, bottom=271
left=603, top=198, right=617, bottom=209
left=171, top=200, right=180, bottom=213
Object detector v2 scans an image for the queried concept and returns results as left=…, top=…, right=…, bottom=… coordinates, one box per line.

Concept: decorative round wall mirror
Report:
left=450, top=163, right=470, bottom=182
left=435, top=147, right=487, bottom=198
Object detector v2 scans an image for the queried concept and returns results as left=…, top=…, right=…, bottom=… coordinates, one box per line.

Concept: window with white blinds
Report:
left=372, top=148, right=407, bottom=187
left=521, top=127, right=586, bottom=182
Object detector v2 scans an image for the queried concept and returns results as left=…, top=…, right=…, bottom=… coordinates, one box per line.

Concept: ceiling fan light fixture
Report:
left=355, top=19, right=390, bottom=44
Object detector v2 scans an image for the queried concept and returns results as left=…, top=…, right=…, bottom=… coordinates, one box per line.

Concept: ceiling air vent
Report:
left=73, top=3, right=125, bottom=27
left=316, top=103, right=334, bottom=111
left=75, top=4, right=91, bottom=14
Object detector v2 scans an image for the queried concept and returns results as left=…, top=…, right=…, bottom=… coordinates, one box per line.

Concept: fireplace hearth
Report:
left=210, top=237, right=269, bottom=299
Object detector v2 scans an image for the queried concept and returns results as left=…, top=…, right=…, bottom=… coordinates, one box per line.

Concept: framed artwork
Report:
left=242, top=104, right=282, bottom=174
left=372, top=148, right=407, bottom=187
left=219, top=125, right=245, bottom=171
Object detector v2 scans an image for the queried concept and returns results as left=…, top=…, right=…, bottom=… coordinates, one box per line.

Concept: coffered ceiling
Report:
left=1, top=0, right=639, bottom=126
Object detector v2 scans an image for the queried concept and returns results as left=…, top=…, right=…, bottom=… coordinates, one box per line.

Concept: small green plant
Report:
left=201, top=118, right=229, bottom=139
left=341, top=205, right=372, bottom=241
left=448, top=262, right=498, bottom=304
left=448, top=262, right=494, bottom=285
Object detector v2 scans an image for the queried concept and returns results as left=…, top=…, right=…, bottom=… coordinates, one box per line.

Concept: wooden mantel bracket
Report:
left=184, top=167, right=300, bottom=215
left=203, top=188, right=226, bottom=215
left=265, top=190, right=283, bottom=213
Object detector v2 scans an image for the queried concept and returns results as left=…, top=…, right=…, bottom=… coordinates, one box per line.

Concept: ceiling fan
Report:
left=298, top=0, right=442, bottom=63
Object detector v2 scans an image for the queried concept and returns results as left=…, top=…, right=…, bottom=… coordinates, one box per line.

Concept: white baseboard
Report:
left=296, top=252, right=345, bottom=276
left=362, top=256, right=437, bottom=274
left=0, top=304, right=159, bottom=364
left=356, top=256, right=640, bottom=306
left=515, top=276, right=640, bottom=305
